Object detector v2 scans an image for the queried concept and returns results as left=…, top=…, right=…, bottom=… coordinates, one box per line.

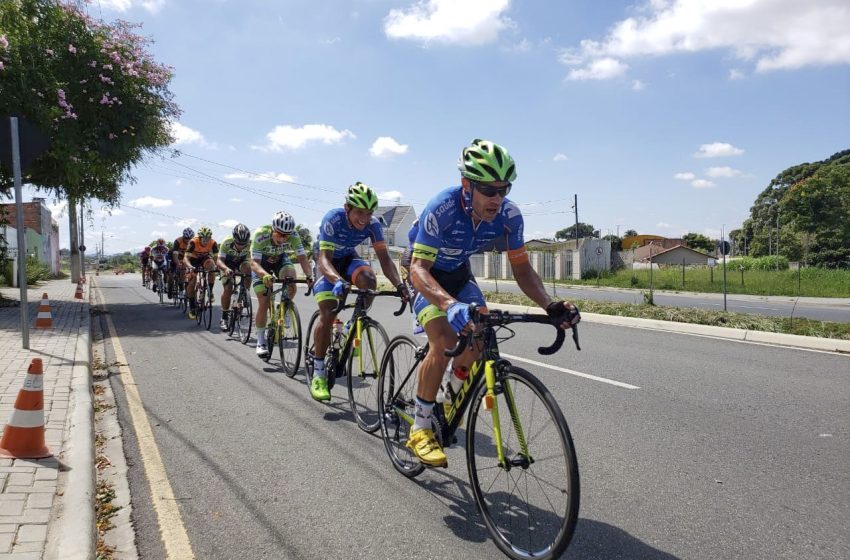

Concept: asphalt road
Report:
left=475, top=278, right=850, bottom=323
left=96, top=273, right=850, bottom=560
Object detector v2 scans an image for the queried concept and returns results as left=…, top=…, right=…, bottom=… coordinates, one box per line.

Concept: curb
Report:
left=48, top=282, right=96, bottom=559
left=485, top=301, right=850, bottom=354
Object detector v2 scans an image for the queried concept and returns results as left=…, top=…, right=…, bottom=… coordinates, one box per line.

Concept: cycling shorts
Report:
left=313, top=255, right=371, bottom=304
left=251, top=260, right=296, bottom=295
left=412, top=263, right=486, bottom=327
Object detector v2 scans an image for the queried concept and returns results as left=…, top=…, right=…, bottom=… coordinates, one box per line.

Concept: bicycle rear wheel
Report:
left=279, top=301, right=302, bottom=377
left=347, top=318, right=389, bottom=433
left=466, top=365, right=580, bottom=560
left=203, top=286, right=213, bottom=330
left=158, top=276, right=164, bottom=304
left=378, top=335, right=425, bottom=478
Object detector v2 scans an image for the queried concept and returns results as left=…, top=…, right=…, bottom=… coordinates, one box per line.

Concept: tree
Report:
left=0, top=0, right=179, bottom=205
left=296, top=225, right=313, bottom=254
left=602, top=234, right=622, bottom=251
left=555, top=222, right=595, bottom=240
left=623, top=229, right=638, bottom=237
left=682, top=232, right=714, bottom=253
left=742, top=149, right=849, bottom=265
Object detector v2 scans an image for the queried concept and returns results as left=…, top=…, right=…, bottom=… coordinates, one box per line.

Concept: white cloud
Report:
left=674, top=172, right=695, bottom=180
left=631, top=79, right=646, bottom=90
left=656, top=222, right=674, bottom=229
left=174, top=218, right=198, bottom=228
left=46, top=200, right=68, bottom=217
left=706, top=166, right=742, bottom=178
left=224, top=171, right=296, bottom=183
left=99, top=0, right=164, bottom=13
left=694, top=142, right=744, bottom=158
left=98, top=207, right=124, bottom=217
left=561, top=1, right=850, bottom=79
left=129, top=196, right=173, bottom=208
left=553, top=153, right=568, bottom=162
left=384, top=0, right=513, bottom=46
left=119, top=226, right=130, bottom=230
left=503, top=38, right=531, bottom=53
left=378, top=190, right=404, bottom=203
left=323, top=37, right=341, bottom=45
left=150, top=230, right=167, bottom=238
left=728, top=69, right=745, bottom=80
left=255, top=124, right=355, bottom=151
left=691, top=179, right=715, bottom=188
left=169, top=122, right=215, bottom=149
left=218, top=219, right=239, bottom=229
left=370, top=137, right=409, bottom=158
left=567, top=57, right=628, bottom=81
left=230, top=198, right=243, bottom=203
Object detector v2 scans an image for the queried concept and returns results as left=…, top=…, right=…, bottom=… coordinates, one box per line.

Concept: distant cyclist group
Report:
left=137, top=139, right=583, bottom=559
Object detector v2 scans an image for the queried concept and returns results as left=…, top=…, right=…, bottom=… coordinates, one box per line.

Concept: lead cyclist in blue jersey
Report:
left=407, top=139, right=581, bottom=467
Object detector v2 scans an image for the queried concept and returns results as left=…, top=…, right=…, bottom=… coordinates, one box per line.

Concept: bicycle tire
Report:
left=303, top=310, right=321, bottom=384
left=466, top=365, right=580, bottom=560
left=280, top=301, right=302, bottom=377
left=238, top=289, right=253, bottom=344
left=347, top=318, right=389, bottom=433
left=195, top=279, right=205, bottom=326
left=378, top=335, right=425, bottom=478
left=203, top=286, right=213, bottom=330
left=158, top=276, right=164, bottom=304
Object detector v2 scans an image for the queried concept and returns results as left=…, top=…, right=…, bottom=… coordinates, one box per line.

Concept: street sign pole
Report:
left=10, top=117, right=30, bottom=349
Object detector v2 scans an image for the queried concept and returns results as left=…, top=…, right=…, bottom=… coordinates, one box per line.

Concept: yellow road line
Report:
left=94, top=280, right=196, bottom=559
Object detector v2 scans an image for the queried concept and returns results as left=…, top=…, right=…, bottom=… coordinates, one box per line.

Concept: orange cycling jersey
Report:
left=186, top=236, right=219, bottom=257
left=172, top=237, right=190, bottom=259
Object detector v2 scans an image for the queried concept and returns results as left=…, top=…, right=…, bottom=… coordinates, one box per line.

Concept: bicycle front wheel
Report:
left=203, top=287, right=213, bottom=330
left=378, top=335, right=425, bottom=478
left=279, top=301, right=302, bottom=377
left=158, top=276, right=164, bottom=304
left=466, top=365, right=579, bottom=560
left=347, top=319, right=389, bottom=433
left=303, top=310, right=321, bottom=384
left=195, top=287, right=204, bottom=326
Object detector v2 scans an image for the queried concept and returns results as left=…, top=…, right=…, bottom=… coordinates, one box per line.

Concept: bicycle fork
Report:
left=483, top=360, right=532, bottom=470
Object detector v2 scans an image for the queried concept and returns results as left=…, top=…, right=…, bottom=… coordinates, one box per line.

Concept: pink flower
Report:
left=58, top=89, right=66, bottom=99
left=0, top=61, right=4, bottom=71
left=0, top=36, right=8, bottom=50
left=68, top=44, right=77, bottom=54
left=100, top=94, right=110, bottom=105
left=89, top=60, right=97, bottom=68
left=45, top=48, right=54, bottom=55
left=103, top=63, right=112, bottom=70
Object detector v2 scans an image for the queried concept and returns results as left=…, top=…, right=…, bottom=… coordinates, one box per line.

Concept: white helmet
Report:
left=271, top=211, right=295, bottom=234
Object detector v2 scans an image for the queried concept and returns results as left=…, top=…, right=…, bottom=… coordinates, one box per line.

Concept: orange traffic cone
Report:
left=74, top=281, right=84, bottom=300
left=0, top=359, right=52, bottom=459
left=34, top=293, right=53, bottom=328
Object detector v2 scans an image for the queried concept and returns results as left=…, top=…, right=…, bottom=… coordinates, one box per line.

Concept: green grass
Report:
left=484, top=291, right=850, bottom=341
left=560, top=266, right=850, bottom=298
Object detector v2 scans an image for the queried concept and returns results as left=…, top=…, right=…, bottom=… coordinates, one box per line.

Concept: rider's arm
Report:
left=410, top=257, right=455, bottom=312
left=250, top=258, right=267, bottom=278
left=512, top=260, right=552, bottom=309
left=297, top=254, right=312, bottom=278
left=317, top=248, right=341, bottom=284
left=215, top=253, right=230, bottom=273
left=374, top=242, right=402, bottom=287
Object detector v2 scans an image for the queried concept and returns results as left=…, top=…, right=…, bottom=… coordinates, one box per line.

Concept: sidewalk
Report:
left=0, top=278, right=93, bottom=560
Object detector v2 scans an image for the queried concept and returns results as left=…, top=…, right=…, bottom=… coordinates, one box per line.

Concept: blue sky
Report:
left=26, top=0, right=850, bottom=253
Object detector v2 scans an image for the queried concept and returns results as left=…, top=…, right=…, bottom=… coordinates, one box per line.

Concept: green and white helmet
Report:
left=457, top=139, right=517, bottom=183
left=345, top=181, right=379, bottom=211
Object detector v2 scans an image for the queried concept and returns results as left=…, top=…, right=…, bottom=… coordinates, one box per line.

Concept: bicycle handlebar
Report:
left=331, top=284, right=407, bottom=316
left=269, top=277, right=312, bottom=296
left=444, top=303, right=580, bottom=358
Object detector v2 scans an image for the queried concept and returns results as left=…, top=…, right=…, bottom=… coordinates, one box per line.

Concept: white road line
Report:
left=95, top=281, right=196, bottom=560
left=500, top=353, right=640, bottom=389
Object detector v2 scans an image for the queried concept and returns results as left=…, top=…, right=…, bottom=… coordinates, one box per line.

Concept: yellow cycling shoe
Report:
left=406, top=428, right=447, bottom=467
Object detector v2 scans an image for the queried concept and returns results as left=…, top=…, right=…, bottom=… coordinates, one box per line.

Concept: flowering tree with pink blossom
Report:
left=0, top=0, right=179, bottom=205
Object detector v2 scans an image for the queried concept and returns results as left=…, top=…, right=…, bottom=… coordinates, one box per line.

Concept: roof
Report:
left=636, top=244, right=712, bottom=262
left=373, top=205, right=414, bottom=232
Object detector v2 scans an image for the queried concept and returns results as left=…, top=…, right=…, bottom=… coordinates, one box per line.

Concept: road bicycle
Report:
left=261, top=277, right=311, bottom=374
left=303, top=286, right=406, bottom=432
left=378, top=304, right=581, bottom=560
left=142, top=264, right=151, bottom=289
left=192, top=266, right=214, bottom=330
left=226, top=272, right=253, bottom=344
left=174, top=266, right=188, bottom=312
left=153, top=266, right=165, bottom=304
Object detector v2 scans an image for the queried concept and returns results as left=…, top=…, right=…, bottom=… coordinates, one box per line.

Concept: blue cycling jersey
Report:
left=412, top=185, right=528, bottom=272
left=317, top=207, right=386, bottom=258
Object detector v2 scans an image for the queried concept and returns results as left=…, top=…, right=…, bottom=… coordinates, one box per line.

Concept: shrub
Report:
left=25, top=257, right=51, bottom=284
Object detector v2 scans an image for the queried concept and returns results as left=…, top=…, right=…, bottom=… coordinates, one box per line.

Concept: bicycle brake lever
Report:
left=572, top=325, right=581, bottom=351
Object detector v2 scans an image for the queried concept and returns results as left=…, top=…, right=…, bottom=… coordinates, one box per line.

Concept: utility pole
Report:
left=776, top=211, right=780, bottom=271
left=78, top=200, right=85, bottom=278
left=68, top=197, right=80, bottom=282
left=572, top=194, right=579, bottom=243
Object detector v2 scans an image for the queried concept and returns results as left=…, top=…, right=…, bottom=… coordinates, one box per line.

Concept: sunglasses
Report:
left=471, top=181, right=511, bottom=198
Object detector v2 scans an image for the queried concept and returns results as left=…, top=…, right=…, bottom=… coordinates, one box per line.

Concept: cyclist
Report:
left=171, top=227, right=194, bottom=296
left=407, top=139, right=580, bottom=467
left=183, top=226, right=220, bottom=320
left=149, top=238, right=170, bottom=293
left=139, top=246, right=151, bottom=286
left=250, top=211, right=314, bottom=358
left=216, top=223, right=253, bottom=331
left=310, top=182, right=409, bottom=402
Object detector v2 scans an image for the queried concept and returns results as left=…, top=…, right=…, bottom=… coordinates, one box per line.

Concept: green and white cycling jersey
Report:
left=250, top=224, right=305, bottom=269
left=219, top=236, right=251, bottom=266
